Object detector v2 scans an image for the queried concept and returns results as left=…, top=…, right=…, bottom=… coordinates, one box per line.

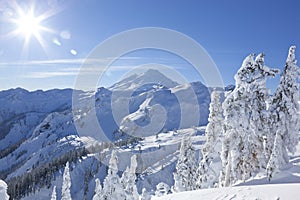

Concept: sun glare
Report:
left=11, top=4, right=47, bottom=42
left=5, top=2, right=60, bottom=57
left=16, top=12, right=41, bottom=38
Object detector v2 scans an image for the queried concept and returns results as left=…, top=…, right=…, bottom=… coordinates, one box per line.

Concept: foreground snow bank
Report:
left=153, top=183, right=300, bottom=200
left=0, top=179, right=9, bottom=200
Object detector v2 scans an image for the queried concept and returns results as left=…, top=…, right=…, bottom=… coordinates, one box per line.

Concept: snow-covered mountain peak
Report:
left=109, top=69, right=179, bottom=91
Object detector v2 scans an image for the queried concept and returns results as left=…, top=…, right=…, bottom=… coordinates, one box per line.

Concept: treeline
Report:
left=5, top=134, right=143, bottom=199
left=6, top=147, right=87, bottom=199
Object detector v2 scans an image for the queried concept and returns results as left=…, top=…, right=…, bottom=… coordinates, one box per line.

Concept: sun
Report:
left=15, top=11, right=42, bottom=39
left=10, top=4, right=49, bottom=45
left=5, top=2, right=59, bottom=57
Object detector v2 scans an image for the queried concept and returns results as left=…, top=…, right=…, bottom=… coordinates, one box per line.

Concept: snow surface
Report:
left=109, top=69, right=178, bottom=91
left=0, top=179, right=9, bottom=200
left=153, top=183, right=300, bottom=200
left=153, top=138, right=300, bottom=200
left=18, top=127, right=206, bottom=200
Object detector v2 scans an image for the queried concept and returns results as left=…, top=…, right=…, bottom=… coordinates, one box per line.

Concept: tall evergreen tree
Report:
left=103, top=150, right=126, bottom=200
left=220, top=54, right=257, bottom=187
left=197, top=90, right=223, bottom=189
left=92, top=178, right=103, bottom=200
left=61, top=162, right=72, bottom=200
left=120, top=155, right=139, bottom=200
left=51, top=186, right=56, bottom=200
left=251, top=53, right=279, bottom=165
left=140, top=188, right=151, bottom=200
left=0, top=179, right=9, bottom=200
left=267, top=45, right=300, bottom=178
left=173, top=136, right=197, bottom=192
left=220, top=53, right=278, bottom=186
left=266, top=132, right=285, bottom=180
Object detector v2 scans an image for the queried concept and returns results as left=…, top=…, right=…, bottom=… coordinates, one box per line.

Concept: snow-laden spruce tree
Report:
left=220, top=53, right=278, bottom=186
left=103, top=150, right=126, bottom=200
left=0, top=179, right=9, bottom=200
left=155, top=182, right=170, bottom=197
left=120, top=155, right=139, bottom=200
left=62, top=162, right=72, bottom=200
left=92, top=178, right=103, bottom=200
left=140, top=188, right=151, bottom=200
left=267, top=46, right=300, bottom=179
left=220, top=54, right=257, bottom=187
left=197, top=90, right=223, bottom=189
left=250, top=53, right=279, bottom=164
left=51, top=186, right=57, bottom=200
left=266, top=132, right=285, bottom=180
left=173, top=136, right=198, bottom=192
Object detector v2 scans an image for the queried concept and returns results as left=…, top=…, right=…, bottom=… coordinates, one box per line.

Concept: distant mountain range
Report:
left=0, top=69, right=212, bottom=199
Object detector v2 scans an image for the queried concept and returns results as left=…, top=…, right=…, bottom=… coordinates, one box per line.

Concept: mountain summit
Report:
left=109, top=69, right=179, bottom=90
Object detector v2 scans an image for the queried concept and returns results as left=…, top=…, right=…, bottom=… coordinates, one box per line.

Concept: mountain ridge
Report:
left=0, top=69, right=212, bottom=199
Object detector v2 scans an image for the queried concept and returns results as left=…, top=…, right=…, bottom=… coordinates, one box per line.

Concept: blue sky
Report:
left=0, top=0, right=299, bottom=91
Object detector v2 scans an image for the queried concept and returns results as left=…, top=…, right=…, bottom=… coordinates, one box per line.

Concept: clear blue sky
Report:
left=0, top=0, right=299, bottom=91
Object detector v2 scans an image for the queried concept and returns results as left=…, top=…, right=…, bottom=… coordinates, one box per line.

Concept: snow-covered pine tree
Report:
left=140, top=188, right=151, bottom=200
left=220, top=54, right=256, bottom=187
left=155, top=182, right=170, bottom=197
left=61, top=162, right=72, bottom=200
left=120, top=155, right=139, bottom=200
left=173, top=136, right=197, bottom=192
left=251, top=53, right=279, bottom=166
left=0, top=179, right=9, bottom=200
left=103, top=150, right=126, bottom=200
left=197, top=89, right=223, bottom=189
left=266, top=132, right=285, bottom=180
left=220, top=53, right=278, bottom=186
left=267, top=46, right=300, bottom=178
left=51, top=186, right=56, bottom=200
left=92, top=178, right=103, bottom=200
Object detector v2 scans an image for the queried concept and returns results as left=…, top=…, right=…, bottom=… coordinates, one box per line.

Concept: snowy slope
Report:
left=0, top=111, right=78, bottom=178
left=153, top=183, right=300, bottom=200
left=18, top=127, right=205, bottom=200
left=119, top=81, right=210, bottom=137
left=73, top=70, right=210, bottom=141
left=153, top=139, right=300, bottom=200
left=0, top=88, right=72, bottom=124
left=0, top=88, right=72, bottom=151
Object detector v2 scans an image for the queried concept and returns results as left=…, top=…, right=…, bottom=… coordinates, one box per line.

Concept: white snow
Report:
left=0, top=180, right=9, bottom=200
left=151, top=129, right=300, bottom=200
left=153, top=183, right=300, bottom=200
left=109, top=69, right=178, bottom=91
left=2, top=64, right=300, bottom=200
